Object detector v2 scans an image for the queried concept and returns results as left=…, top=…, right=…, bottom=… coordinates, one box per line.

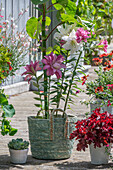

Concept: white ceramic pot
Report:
left=9, top=148, right=29, bottom=164
left=89, top=144, right=111, bottom=165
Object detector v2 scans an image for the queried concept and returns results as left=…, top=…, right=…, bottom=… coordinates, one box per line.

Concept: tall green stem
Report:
left=36, top=76, right=43, bottom=113
left=64, top=51, right=82, bottom=111
left=48, top=76, right=51, bottom=114
left=42, top=4, right=48, bottom=118
left=56, top=51, right=69, bottom=109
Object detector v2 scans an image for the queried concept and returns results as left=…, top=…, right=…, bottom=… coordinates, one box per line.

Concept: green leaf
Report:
left=46, top=47, right=53, bottom=55
left=52, top=0, right=63, bottom=10
left=46, top=16, right=51, bottom=26
left=57, top=0, right=68, bottom=5
left=31, top=0, right=49, bottom=5
left=52, top=0, right=68, bottom=6
left=26, top=17, right=41, bottom=39
left=96, top=2, right=104, bottom=7
left=34, top=97, right=44, bottom=101
left=35, top=104, right=42, bottom=107
left=33, top=82, right=39, bottom=89
left=66, top=0, right=77, bottom=16
left=67, top=57, right=76, bottom=63
left=39, top=16, right=51, bottom=26
left=34, top=7, right=43, bottom=13
left=50, top=90, right=58, bottom=94
left=95, top=28, right=104, bottom=35
left=37, top=73, right=43, bottom=82
left=33, top=91, right=44, bottom=95
left=3, top=104, right=15, bottom=118
left=61, top=14, right=76, bottom=23
left=9, top=128, right=18, bottom=136
left=0, top=93, right=8, bottom=106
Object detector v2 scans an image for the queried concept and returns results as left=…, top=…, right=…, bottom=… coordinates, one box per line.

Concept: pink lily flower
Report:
left=76, top=28, right=91, bottom=43
left=98, top=40, right=108, bottom=53
left=21, top=61, right=41, bottom=83
left=42, top=52, right=66, bottom=79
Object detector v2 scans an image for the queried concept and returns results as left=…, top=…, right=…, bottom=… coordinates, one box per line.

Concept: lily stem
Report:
left=64, top=51, right=82, bottom=111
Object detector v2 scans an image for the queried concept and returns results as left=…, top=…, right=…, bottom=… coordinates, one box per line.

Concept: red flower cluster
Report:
left=99, top=51, right=113, bottom=58
left=95, top=86, right=104, bottom=93
left=7, top=62, right=12, bottom=71
left=104, top=60, right=111, bottom=66
left=104, top=64, right=113, bottom=71
left=70, top=108, right=113, bottom=151
left=92, top=57, right=103, bottom=65
left=81, top=75, right=89, bottom=85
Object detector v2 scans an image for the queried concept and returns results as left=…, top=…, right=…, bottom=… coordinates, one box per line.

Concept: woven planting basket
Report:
left=28, top=108, right=77, bottom=159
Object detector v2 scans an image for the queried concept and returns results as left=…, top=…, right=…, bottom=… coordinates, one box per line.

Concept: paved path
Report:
left=0, top=66, right=113, bottom=170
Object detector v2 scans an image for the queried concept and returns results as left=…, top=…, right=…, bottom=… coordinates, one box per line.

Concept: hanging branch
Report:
left=45, top=22, right=64, bottom=41
left=47, top=3, right=58, bottom=10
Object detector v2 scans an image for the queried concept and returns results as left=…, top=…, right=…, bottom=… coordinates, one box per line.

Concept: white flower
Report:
left=28, top=37, right=32, bottom=42
left=11, top=17, right=14, bottom=21
left=19, top=34, right=25, bottom=38
left=25, top=9, right=28, bottom=12
left=62, top=29, right=81, bottom=54
left=82, top=99, right=86, bottom=102
left=5, top=20, right=9, bottom=23
left=19, top=10, right=23, bottom=16
left=15, top=25, right=18, bottom=28
left=54, top=24, right=72, bottom=40
left=2, top=28, right=6, bottom=31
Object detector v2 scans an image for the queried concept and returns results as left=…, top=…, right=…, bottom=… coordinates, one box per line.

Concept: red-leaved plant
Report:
left=70, top=108, right=113, bottom=151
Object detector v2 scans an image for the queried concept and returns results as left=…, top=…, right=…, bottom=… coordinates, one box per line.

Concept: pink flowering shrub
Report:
left=0, top=6, right=37, bottom=82
left=70, top=108, right=113, bottom=151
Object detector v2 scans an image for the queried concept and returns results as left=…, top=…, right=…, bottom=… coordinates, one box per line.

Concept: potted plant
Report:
left=21, top=0, right=107, bottom=160
left=70, top=108, right=113, bottom=165
left=84, top=66, right=113, bottom=114
left=8, top=138, right=29, bottom=164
